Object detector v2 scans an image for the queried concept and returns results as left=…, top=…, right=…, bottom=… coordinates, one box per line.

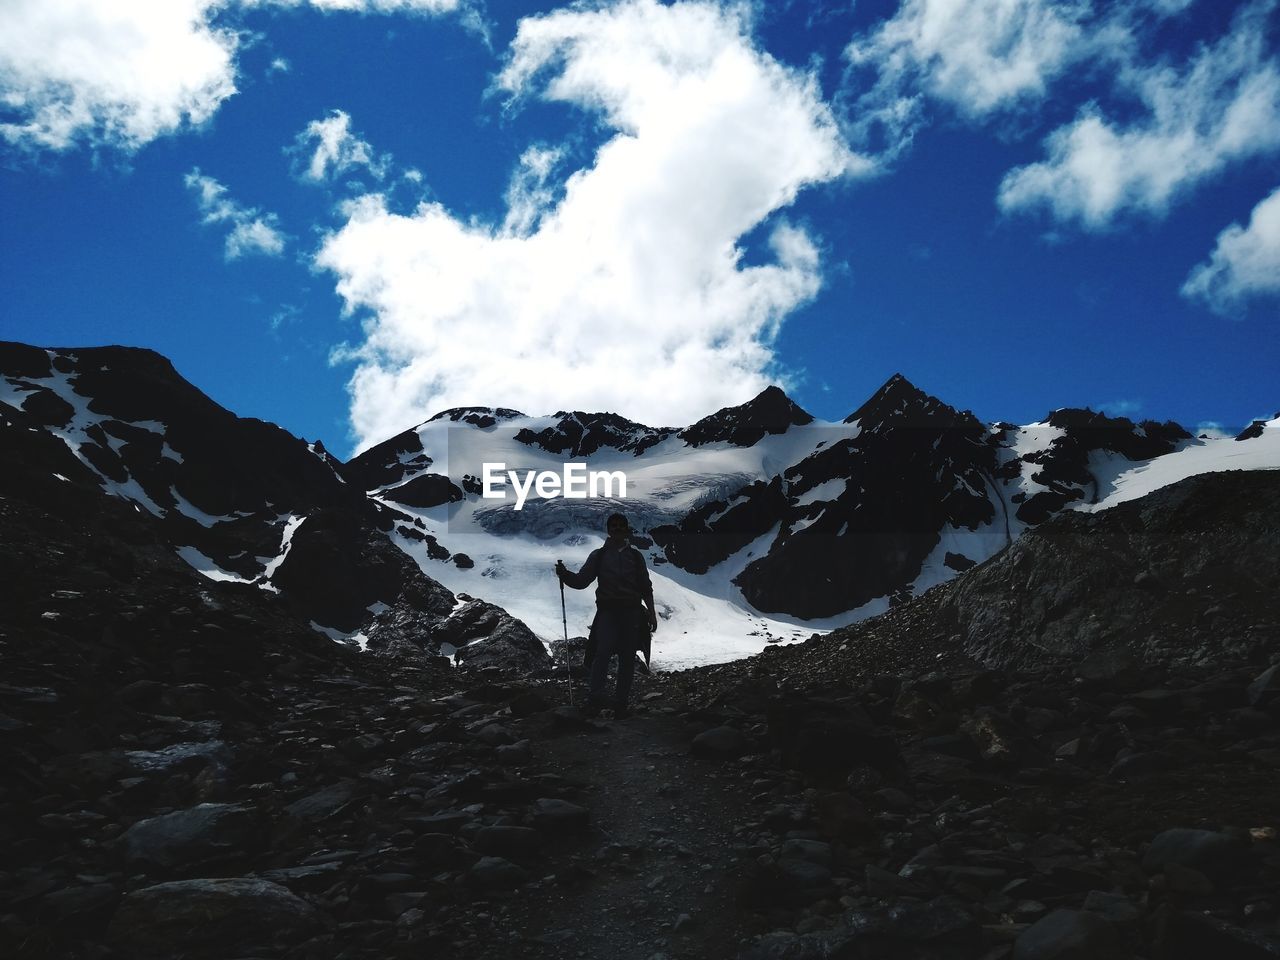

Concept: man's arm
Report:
left=635, top=549, right=658, bottom=632
left=556, top=549, right=600, bottom=590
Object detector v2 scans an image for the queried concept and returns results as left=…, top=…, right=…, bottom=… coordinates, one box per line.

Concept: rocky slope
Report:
left=0, top=341, right=535, bottom=661
left=2, top=463, right=1277, bottom=959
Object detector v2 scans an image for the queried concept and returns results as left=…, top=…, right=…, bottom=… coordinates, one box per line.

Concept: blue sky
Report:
left=2, top=0, right=1277, bottom=457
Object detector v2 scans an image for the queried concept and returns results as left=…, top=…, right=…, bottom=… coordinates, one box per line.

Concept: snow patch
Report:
left=309, top=621, right=369, bottom=652
left=793, top=477, right=845, bottom=508
left=261, top=515, right=306, bottom=579
left=175, top=545, right=255, bottom=584
left=169, top=487, right=233, bottom=527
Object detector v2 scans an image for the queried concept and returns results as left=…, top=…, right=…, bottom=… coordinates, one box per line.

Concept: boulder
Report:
left=121, top=802, right=256, bottom=869
left=1013, top=909, right=1120, bottom=960
left=1142, top=828, right=1252, bottom=884
left=107, top=878, right=323, bottom=958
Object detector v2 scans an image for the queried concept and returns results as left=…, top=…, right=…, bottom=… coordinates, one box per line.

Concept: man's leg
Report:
left=613, top=607, right=642, bottom=713
left=587, top=607, right=619, bottom=711
left=613, top=644, right=636, bottom=714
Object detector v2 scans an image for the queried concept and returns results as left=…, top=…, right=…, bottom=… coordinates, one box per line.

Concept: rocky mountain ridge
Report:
left=3, top=339, right=1278, bottom=665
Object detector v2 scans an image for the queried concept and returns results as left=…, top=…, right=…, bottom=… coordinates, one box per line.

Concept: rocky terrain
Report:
left=3, top=436, right=1279, bottom=959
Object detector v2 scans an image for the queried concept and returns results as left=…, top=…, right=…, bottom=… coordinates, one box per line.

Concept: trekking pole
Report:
left=560, top=578, right=573, bottom=706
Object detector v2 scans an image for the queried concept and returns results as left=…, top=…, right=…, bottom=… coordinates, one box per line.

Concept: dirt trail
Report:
left=502, top=699, right=761, bottom=960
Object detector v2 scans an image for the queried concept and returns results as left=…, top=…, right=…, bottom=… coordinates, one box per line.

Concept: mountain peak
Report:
left=680, top=385, right=814, bottom=448
left=842, top=373, right=948, bottom=426
left=515, top=410, right=674, bottom=458
left=426, top=407, right=526, bottom=428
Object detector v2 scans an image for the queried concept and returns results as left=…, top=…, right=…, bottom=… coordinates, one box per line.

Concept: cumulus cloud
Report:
left=1181, top=185, right=1280, bottom=317
left=998, top=0, right=1280, bottom=228
left=316, top=0, right=863, bottom=452
left=185, top=169, right=287, bottom=260
left=0, top=0, right=238, bottom=152
left=292, top=109, right=390, bottom=183
left=0, top=0, right=479, bottom=154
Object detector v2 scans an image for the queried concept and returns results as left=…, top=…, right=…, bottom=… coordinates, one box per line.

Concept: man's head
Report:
left=605, top=512, right=630, bottom=540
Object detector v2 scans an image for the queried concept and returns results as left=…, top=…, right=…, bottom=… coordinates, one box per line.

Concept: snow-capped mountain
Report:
left=4, top=340, right=1278, bottom=669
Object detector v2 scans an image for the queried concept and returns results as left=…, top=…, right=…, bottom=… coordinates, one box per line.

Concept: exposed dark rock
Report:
left=106, top=878, right=323, bottom=957
left=1235, top=418, right=1274, bottom=442
left=1012, top=908, right=1120, bottom=960
left=941, top=471, right=1280, bottom=668
left=435, top=600, right=552, bottom=673
left=272, top=507, right=455, bottom=633
left=1015, top=408, right=1189, bottom=525
left=1142, top=828, right=1252, bottom=883
left=121, top=802, right=257, bottom=869
left=650, top=474, right=787, bottom=575
left=679, top=385, right=814, bottom=448
left=341, top=429, right=432, bottom=491
left=733, top=374, right=1002, bottom=617
left=515, top=410, right=675, bottom=457
left=1249, top=665, right=1280, bottom=707
left=380, top=472, right=465, bottom=508
left=429, top=406, right=526, bottom=427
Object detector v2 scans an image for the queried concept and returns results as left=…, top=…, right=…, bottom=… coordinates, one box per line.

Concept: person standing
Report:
left=555, top=512, right=658, bottom=717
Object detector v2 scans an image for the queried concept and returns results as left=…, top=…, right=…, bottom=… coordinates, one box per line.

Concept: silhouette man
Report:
left=556, top=512, right=658, bottom=717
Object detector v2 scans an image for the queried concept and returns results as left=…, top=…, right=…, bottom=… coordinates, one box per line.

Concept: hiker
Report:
left=555, top=512, right=658, bottom=717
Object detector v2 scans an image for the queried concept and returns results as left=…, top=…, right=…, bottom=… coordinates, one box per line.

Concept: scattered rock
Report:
left=106, top=878, right=323, bottom=957
left=1142, top=829, right=1252, bottom=884
left=1012, top=908, right=1120, bottom=960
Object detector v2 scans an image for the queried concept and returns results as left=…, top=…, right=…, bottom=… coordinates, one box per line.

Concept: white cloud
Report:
left=0, top=0, right=479, bottom=154
left=1097, top=398, right=1143, bottom=418
left=1141, top=0, right=1195, bottom=14
left=185, top=168, right=287, bottom=260
left=847, top=0, right=1095, bottom=118
left=249, top=0, right=489, bottom=44
left=502, top=145, right=564, bottom=235
left=1181, top=185, right=1280, bottom=317
left=316, top=0, right=863, bottom=452
left=842, top=0, right=1102, bottom=157
left=999, top=0, right=1280, bottom=228
left=0, top=0, right=238, bottom=152
left=288, top=0, right=462, bottom=11
left=1194, top=421, right=1230, bottom=438
left=293, top=109, right=390, bottom=183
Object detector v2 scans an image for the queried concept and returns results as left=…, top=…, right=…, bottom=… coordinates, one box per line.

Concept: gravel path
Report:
left=502, top=700, right=760, bottom=960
